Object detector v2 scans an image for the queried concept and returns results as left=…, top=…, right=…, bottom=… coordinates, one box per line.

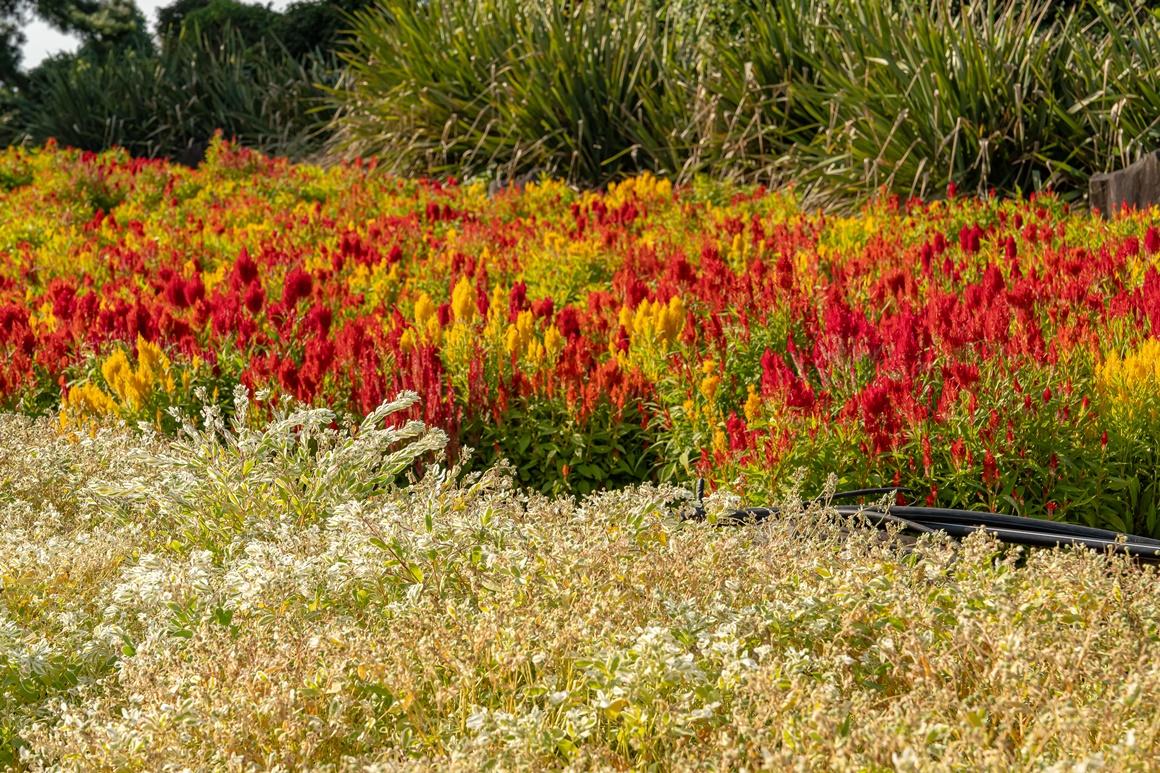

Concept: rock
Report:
left=1090, top=150, right=1160, bottom=216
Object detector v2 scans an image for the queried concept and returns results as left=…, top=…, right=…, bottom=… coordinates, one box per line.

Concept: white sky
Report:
left=20, top=0, right=294, bottom=69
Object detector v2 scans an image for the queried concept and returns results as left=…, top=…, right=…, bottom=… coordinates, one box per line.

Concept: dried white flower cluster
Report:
left=1, top=392, right=1158, bottom=770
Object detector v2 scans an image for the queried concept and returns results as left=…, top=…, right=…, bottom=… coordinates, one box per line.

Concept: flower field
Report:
left=2, top=140, right=1160, bottom=537
left=4, top=139, right=1160, bottom=769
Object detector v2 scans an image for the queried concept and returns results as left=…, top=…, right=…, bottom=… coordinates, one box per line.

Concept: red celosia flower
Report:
left=950, top=437, right=967, bottom=468
left=233, top=248, right=259, bottom=288
left=164, top=274, right=189, bottom=309
left=184, top=275, right=205, bottom=307
left=982, top=449, right=999, bottom=486
left=725, top=411, right=750, bottom=451
left=244, top=283, right=265, bottom=315
left=1145, top=226, right=1160, bottom=255
left=509, top=282, right=528, bottom=320
left=282, top=268, right=313, bottom=307
left=304, top=304, right=333, bottom=337
left=556, top=306, right=582, bottom=340
left=760, top=349, right=814, bottom=409
left=531, top=297, right=554, bottom=321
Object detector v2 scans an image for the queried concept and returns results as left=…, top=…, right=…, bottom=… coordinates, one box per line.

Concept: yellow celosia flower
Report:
left=100, top=336, right=174, bottom=412
left=623, top=296, right=685, bottom=355
left=101, top=349, right=140, bottom=408
left=543, top=325, right=564, bottom=362
left=424, top=316, right=443, bottom=346
left=450, top=277, right=475, bottom=323
left=605, top=172, right=673, bottom=210
left=504, top=325, right=520, bottom=356
left=414, top=292, right=436, bottom=330
left=744, top=384, right=761, bottom=423
left=700, top=375, right=720, bottom=401
left=504, top=311, right=535, bottom=357
left=526, top=338, right=546, bottom=365
left=483, top=286, right=507, bottom=344
left=1098, top=340, right=1160, bottom=420
left=618, top=304, right=633, bottom=331
left=712, top=428, right=728, bottom=453
left=137, top=337, right=176, bottom=394
left=658, top=296, right=684, bottom=343
left=59, top=382, right=118, bottom=433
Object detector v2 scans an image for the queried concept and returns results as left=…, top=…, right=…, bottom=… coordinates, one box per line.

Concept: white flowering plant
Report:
left=1, top=391, right=1158, bottom=770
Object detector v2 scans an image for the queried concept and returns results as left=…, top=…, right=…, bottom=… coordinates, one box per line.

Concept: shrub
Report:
left=172, top=0, right=282, bottom=50
left=14, top=27, right=333, bottom=160
left=330, top=0, right=718, bottom=185
left=330, top=0, right=1160, bottom=201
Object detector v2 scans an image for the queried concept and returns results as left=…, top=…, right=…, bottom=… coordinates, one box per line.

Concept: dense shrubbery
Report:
left=1, top=0, right=355, bottom=158
left=157, top=0, right=373, bottom=59
left=333, top=0, right=1160, bottom=200
left=5, top=0, right=1160, bottom=198
left=2, top=142, right=1159, bottom=536
left=12, top=29, right=333, bottom=160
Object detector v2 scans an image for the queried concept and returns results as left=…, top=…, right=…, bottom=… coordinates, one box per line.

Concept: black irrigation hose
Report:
left=685, top=481, right=1160, bottom=564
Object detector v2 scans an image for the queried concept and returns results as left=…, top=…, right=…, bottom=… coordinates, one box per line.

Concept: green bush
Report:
left=329, top=0, right=1160, bottom=202
left=785, top=0, right=1087, bottom=201
left=175, top=0, right=281, bottom=50
left=330, top=0, right=717, bottom=184
left=13, top=28, right=333, bottom=160
left=279, top=0, right=374, bottom=60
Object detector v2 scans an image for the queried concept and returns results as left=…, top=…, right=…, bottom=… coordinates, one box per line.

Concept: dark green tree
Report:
left=159, top=0, right=278, bottom=50
left=1, top=0, right=28, bottom=89
left=278, top=0, right=375, bottom=59
left=1, top=0, right=149, bottom=81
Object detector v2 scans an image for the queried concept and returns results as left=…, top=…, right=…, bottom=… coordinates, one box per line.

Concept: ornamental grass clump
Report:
left=2, top=394, right=1159, bottom=769
left=330, top=0, right=1160, bottom=201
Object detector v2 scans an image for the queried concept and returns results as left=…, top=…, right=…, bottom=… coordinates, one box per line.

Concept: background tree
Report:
left=159, top=0, right=277, bottom=50
left=1, top=0, right=29, bottom=90
left=33, top=0, right=149, bottom=54
left=278, top=0, right=374, bottom=59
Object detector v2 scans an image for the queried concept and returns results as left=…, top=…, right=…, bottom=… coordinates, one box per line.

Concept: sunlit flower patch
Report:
left=1, top=138, right=1159, bottom=534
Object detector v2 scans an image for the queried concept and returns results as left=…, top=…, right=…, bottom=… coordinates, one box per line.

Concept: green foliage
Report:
left=155, top=0, right=210, bottom=34
left=463, top=396, right=664, bottom=496
left=330, top=0, right=720, bottom=185
left=773, top=0, right=1087, bottom=201
left=173, top=0, right=280, bottom=50
left=0, top=4, right=23, bottom=90
left=279, top=0, right=372, bottom=60
left=330, top=0, right=1160, bottom=201
left=31, top=0, right=151, bottom=54
left=156, top=0, right=370, bottom=60
left=12, top=27, right=332, bottom=160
